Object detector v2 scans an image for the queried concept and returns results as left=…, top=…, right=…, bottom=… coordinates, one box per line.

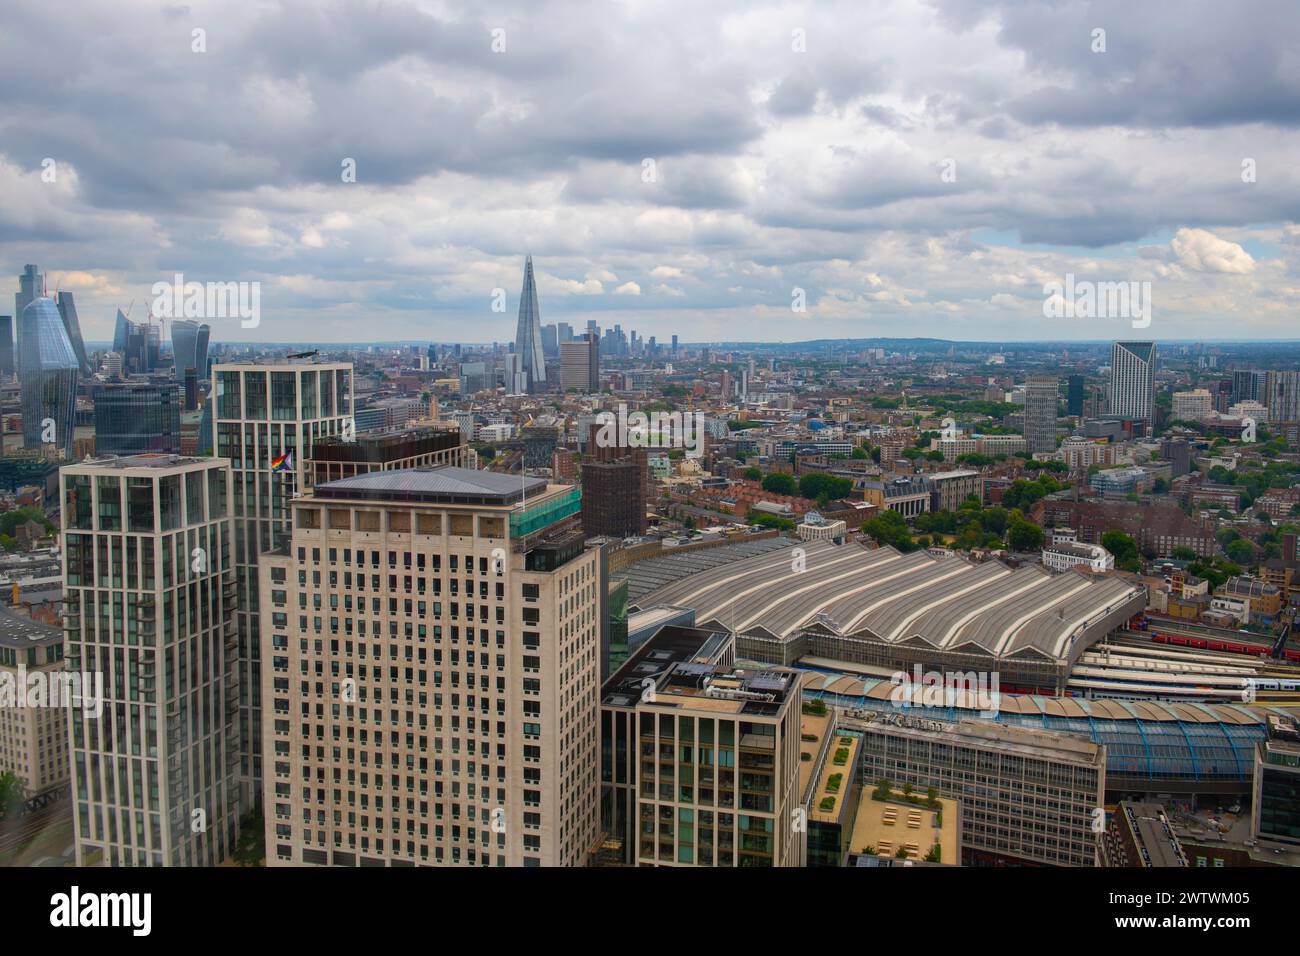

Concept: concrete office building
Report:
left=1172, top=388, right=1213, bottom=422
left=844, top=710, right=1105, bottom=866
left=1023, top=375, right=1059, bottom=455
left=561, top=332, right=599, bottom=392
left=928, top=469, right=983, bottom=512
left=258, top=466, right=598, bottom=866
left=0, top=606, right=69, bottom=798
left=212, top=360, right=354, bottom=804
left=599, top=625, right=802, bottom=867
left=61, top=454, right=240, bottom=866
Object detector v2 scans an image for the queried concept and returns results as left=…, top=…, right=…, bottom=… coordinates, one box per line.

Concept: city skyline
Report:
left=4, top=0, right=1300, bottom=912
left=3, top=1, right=1299, bottom=345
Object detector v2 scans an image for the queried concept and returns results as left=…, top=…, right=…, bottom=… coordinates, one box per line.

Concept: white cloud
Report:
left=1170, top=227, right=1256, bottom=275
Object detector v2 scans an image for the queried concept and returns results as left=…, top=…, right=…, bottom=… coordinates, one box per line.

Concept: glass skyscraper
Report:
left=513, top=255, right=546, bottom=393
left=171, top=319, right=211, bottom=382
left=15, top=264, right=43, bottom=362
left=55, top=290, right=92, bottom=375
left=92, top=381, right=181, bottom=455
left=18, top=296, right=78, bottom=457
left=0, top=315, right=13, bottom=377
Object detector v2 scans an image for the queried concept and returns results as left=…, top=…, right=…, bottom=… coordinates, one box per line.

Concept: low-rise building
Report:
left=844, top=709, right=1105, bottom=867
left=0, top=606, right=69, bottom=798
left=797, top=512, right=846, bottom=542
left=1218, top=576, right=1282, bottom=622
left=1042, top=541, right=1114, bottom=573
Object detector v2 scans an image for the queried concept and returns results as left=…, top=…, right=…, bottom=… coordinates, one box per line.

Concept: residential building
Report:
left=599, top=625, right=801, bottom=866
left=1110, top=342, right=1157, bottom=429
left=61, top=454, right=240, bottom=866
left=1267, top=370, right=1300, bottom=424
left=931, top=434, right=1027, bottom=462
left=212, top=360, right=354, bottom=804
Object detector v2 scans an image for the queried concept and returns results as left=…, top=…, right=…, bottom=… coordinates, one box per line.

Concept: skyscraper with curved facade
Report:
left=513, top=255, right=546, bottom=393
left=171, top=319, right=211, bottom=382
left=18, top=297, right=78, bottom=458
left=55, top=290, right=92, bottom=375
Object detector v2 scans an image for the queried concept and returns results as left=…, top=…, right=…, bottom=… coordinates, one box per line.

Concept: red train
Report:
left=1150, top=631, right=1300, bottom=662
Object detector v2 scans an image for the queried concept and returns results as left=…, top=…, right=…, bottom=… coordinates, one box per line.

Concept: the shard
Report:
left=513, top=255, right=546, bottom=393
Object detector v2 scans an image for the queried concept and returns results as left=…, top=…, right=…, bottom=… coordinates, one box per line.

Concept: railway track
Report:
left=0, top=803, right=69, bottom=860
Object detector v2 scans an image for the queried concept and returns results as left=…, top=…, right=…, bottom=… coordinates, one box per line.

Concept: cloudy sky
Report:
left=3, top=0, right=1300, bottom=345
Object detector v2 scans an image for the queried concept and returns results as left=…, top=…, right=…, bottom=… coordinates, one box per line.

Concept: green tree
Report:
left=1007, top=519, right=1044, bottom=552
left=0, top=771, right=24, bottom=820
left=863, top=511, right=916, bottom=552
left=799, top=473, right=852, bottom=503
left=761, top=472, right=797, bottom=496
left=743, top=466, right=762, bottom=481
left=746, top=509, right=795, bottom=531
left=1225, top=538, right=1255, bottom=566
left=1100, top=530, right=1140, bottom=571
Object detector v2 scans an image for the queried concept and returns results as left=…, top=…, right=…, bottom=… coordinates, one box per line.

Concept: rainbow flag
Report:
left=270, top=451, right=294, bottom=473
